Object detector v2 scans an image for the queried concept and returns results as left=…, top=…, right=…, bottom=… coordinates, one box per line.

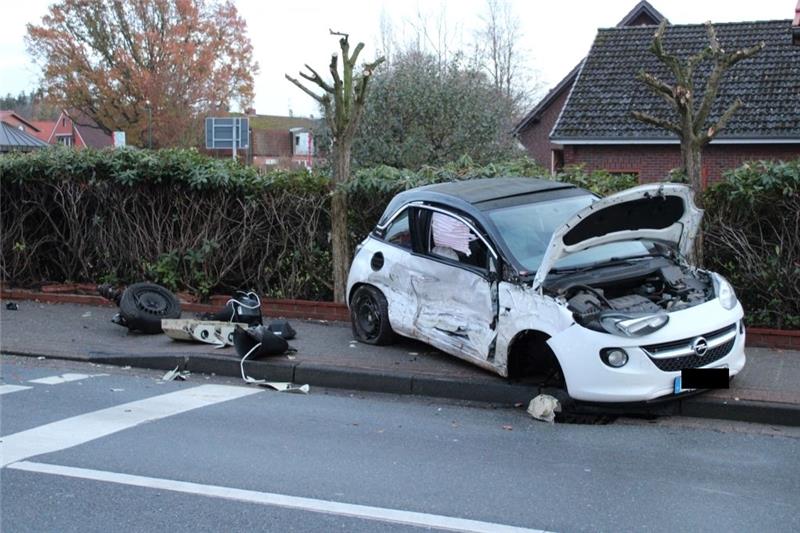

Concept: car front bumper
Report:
left=546, top=299, right=746, bottom=402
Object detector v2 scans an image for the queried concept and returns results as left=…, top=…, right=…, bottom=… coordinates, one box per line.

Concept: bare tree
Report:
left=476, top=0, right=538, bottom=113
left=632, top=21, right=764, bottom=194
left=286, top=31, right=384, bottom=303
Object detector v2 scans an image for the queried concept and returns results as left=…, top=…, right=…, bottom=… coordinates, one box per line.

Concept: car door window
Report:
left=383, top=208, right=412, bottom=249
left=428, top=211, right=489, bottom=270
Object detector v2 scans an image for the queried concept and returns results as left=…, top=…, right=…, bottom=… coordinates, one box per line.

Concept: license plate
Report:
left=673, top=376, right=694, bottom=394
left=675, top=368, right=730, bottom=394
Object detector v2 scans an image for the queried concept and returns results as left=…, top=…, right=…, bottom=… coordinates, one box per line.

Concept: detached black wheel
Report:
left=118, top=282, right=181, bottom=334
left=350, top=285, right=395, bottom=345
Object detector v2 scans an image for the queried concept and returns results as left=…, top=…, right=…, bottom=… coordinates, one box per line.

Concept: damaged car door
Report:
left=408, top=207, right=500, bottom=365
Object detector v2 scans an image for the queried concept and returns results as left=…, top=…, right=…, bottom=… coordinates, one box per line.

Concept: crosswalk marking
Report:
left=9, top=461, right=551, bottom=533
left=0, top=384, right=261, bottom=467
left=0, top=384, right=32, bottom=396
left=28, top=373, right=108, bottom=385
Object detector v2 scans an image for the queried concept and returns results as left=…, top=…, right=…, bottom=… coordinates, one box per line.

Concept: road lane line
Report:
left=0, top=385, right=32, bottom=395
left=0, top=384, right=260, bottom=467
left=28, top=373, right=108, bottom=385
left=9, top=461, right=550, bottom=533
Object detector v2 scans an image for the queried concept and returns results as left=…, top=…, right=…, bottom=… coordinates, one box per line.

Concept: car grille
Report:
left=642, top=324, right=737, bottom=372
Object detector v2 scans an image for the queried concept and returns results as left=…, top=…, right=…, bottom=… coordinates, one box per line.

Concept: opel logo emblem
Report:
left=692, top=337, right=708, bottom=356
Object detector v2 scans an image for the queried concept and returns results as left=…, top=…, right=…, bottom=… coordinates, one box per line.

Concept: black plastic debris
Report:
left=109, top=282, right=181, bottom=334
left=199, top=291, right=262, bottom=326
left=97, top=283, right=123, bottom=305
left=6, top=302, right=19, bottom=311
left=267, top=320, right=296, bottom=340
left=233, top=325, right=292, bottom=359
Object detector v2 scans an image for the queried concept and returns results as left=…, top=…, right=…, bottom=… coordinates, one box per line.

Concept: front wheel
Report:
left=350, top=285, right=395, bottom=345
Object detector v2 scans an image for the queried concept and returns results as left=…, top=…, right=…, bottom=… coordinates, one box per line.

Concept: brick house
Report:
left=0, top=112, right=50, bottom=152
left=249, top=115, right=319, bottom=170
left=516, top=2, right=800, bottom=184
left=204, top=114, right=321, bottom=170
left=43, top=110, right=113, bottom=149
left=513, top=1, right=666, bottom=170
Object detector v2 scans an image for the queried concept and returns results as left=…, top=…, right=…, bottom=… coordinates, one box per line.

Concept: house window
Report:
left=57, top=135, right=73, bottom=146
left=62, top=117, right=66, bottom=127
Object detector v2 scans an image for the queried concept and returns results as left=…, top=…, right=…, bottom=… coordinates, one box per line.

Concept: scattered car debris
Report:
left=233, top=324, right=307, bottom=392
left=6, top=302, right=19, bottom=310
left=100, top=282, right=181, bottom=334
left=199, top=291, right=263, bottom=326
left=527, top=394, right=562, bottom=423
left=162, top=318, right=244, bottom=347
left=162, top=365, right=190, bottom=382
left=267, top=320, right=296, bottom=340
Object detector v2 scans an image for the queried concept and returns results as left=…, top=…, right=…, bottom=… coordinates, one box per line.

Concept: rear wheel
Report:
left=350, top=285, right=395, bottom=345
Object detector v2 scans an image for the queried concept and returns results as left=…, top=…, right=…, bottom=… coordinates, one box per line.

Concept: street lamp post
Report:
left=145, top=100, right=152, bottom=149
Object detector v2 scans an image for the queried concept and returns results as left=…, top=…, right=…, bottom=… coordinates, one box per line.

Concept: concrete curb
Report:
left=5, top=348, right=799, bottom=427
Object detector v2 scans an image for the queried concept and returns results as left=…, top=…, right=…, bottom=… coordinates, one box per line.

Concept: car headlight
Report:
left=714, top=274, right=738, bottom=310
left=600, top=312, right=669, bottom=337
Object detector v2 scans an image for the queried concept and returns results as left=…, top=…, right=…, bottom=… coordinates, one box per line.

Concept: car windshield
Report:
left=487, top=195, right=656, bottom=272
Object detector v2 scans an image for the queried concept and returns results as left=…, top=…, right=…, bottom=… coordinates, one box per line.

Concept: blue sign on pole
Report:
left=204, top=117, right=249, bottom=150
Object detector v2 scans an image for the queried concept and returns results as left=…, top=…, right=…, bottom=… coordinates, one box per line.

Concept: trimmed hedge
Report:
left=703, top=160, right=800, bottom=329
left=2, top=147, right=795, bottom=329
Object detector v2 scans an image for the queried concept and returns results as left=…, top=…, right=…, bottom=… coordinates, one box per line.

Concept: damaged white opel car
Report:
left=347, top=178, right=745, bottom=402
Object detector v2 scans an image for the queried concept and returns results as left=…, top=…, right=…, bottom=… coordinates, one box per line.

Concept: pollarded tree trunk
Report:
left=286, top=31, right=384, bottom=303
left=681, top=136, right=703, bottom=194
left=330, top=142, right=352, bottom=303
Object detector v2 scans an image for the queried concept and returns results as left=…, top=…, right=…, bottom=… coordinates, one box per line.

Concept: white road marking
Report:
left=9, top=461, right=551, bottom=533
left=0, top=385, right=32, bottom=395
left=0, top=384, right=260, bottom=467
left=28, top=373, right=108, bottom=385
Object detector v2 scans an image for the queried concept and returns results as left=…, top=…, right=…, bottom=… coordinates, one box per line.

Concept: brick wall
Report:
left=563, top=144, right=800, bottom=184
left=517, top=89, right=570, bottom=169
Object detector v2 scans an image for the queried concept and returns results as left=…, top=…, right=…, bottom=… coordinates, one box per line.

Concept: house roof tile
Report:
left=551, top=19, right=800, bottom=142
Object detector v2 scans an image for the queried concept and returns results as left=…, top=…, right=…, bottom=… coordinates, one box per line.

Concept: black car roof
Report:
left=416, top=177, right=574, bottom=205
left=377, top=177, right=578, bottom=227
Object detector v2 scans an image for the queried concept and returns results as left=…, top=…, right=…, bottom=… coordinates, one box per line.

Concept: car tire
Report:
left=118, top=282, right=182, bottom=334
left=350, top=285, right=395, bottom=345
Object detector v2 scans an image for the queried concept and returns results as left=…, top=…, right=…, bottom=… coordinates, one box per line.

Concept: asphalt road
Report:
left=2, top=355, right=799, bottom=533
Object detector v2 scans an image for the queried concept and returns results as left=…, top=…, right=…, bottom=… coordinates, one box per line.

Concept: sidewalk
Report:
left=2, top=300, right=799, bottom=426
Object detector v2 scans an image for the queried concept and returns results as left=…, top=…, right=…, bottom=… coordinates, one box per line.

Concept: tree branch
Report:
left=637, top=71, right=678, bottom=108
left=299, top=64, right=333, bottom=93
left=631, top=111, right=681, bottom=135
left=650, top=21, right=683, bottom=80
left=284, top=74, right=324, bottom=104
left=694, top=40, right=764, bottom=131
left=700, top=98, right=742, bottom=143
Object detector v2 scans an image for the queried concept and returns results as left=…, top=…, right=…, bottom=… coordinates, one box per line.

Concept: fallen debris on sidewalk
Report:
left=527, top=394, right=562, bottom=423
left=198, top=291, right=263, bottom=326
left=162, top=319, right=244, bottom=348
left=101, top=282, right=182, bottom=334
left=162, top=364, right=191, bottom=381
left=234, top=324, right=307, bottom=393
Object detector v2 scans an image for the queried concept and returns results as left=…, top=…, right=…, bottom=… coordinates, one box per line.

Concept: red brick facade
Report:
left=563, top=144, right=800, bottom=185
left=517, top=89, right=569, bottom=168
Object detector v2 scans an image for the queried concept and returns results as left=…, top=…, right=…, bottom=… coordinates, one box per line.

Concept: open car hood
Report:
left=532, top=183, right=703, bottom=291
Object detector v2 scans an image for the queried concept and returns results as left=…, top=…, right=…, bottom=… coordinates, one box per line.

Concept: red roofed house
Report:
left=513, top=1, right=667, bottom=171
left=44, top=110, right=113, bottom=148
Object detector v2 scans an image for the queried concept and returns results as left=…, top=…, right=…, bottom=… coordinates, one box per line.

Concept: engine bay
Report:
left=562, top=263, right=714, bottom=331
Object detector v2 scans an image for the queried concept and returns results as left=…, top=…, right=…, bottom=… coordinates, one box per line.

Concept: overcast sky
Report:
left=1, top=0, right=795, bottom=117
